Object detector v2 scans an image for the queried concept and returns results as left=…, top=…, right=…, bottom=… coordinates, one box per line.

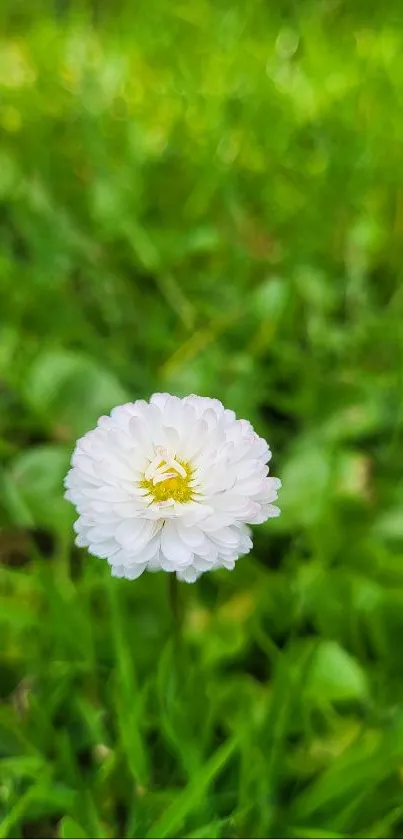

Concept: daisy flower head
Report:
left=65, top=394, right=281, bottom=583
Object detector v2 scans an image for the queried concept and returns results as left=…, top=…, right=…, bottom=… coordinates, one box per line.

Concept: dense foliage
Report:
left=1, top=2, right=403, bottom=836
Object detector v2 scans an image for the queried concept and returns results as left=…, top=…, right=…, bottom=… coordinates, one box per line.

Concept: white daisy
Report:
left=65, top=394, right=281, bottom=583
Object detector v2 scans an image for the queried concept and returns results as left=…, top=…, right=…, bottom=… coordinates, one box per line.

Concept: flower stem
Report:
left=169, top=573, right=183, bottom=644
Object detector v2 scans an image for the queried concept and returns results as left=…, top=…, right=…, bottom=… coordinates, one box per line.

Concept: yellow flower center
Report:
left=141, top=449, right=194, bottom=504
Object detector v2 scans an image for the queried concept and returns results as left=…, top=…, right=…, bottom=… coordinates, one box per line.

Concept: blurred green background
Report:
left=1, top=1, right=403, bottom=837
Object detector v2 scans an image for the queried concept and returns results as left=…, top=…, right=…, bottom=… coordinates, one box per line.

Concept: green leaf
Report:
left=59, top=817, right=89, bottom=839
left=376, top=508, right=403, bottom=541
left=25, top=350, right=130, bottom=438
left=7, top=444, right=72, bottom=531
left=306, top=640, right=368, bottom=702
left=279, top=439, right=333, bottom=527
left=290, top=828, right=348, bottom=838
left=146, top=736, right=239, bottom=839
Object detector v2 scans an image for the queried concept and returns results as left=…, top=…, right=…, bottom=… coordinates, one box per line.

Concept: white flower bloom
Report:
left=65, top=394, right=281, bottom=583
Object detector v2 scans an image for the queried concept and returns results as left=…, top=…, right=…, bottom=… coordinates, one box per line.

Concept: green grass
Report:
left=1, top=1, right=403, bottom=836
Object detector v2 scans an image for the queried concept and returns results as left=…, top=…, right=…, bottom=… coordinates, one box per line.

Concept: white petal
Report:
left=161, top=521, right=193, bottom=566
left=192, top=555, right=215, bottom=571
left=202, top=469, right=236, bottom=494
left=147, top=551, right=163, bottom=570
left=150, top=392, right=171, bottom=409
left=95, top=458, right=134, bottom=483
left=128, top=416, right=154, bottom=456
left=266, top=504, right=281, bottom=517
left=84, top=486, right=131, bottom=502
left=143, top=402, right=164, bottom=436
left=220, top=558, right=236, bottom=570
left=252, top=477, right=282, bottom=502
left=176, top=565, right=200, bottom=583
left=115, top=518, right=147, bottom=547
left=158, top=425, right=180, bottom=453
left=89, top=539, right=120, bottom=559
left=247, top=504, right=270, bottom=524
left=194, top=541, right=218, bottom=562
left=121, top=563, right=147, bottom=580
left=110, top=565, right=126, bottom=578
left=159, top=553, right=177, bottom=572
left=209, top=527, right=240, bottom=548
left=180, top=420, right=209, bottom=460
left=176, top=525, right=206, bottom=549
left=113, top=501, right=145, bottom=518
left=87, top=524, right=119, bottom=542
left=200, top=513, right=235, bottom=532
left=233, top=477, right=268, bottom=495
left=210, top=494, right=251, bottom=515
left=180, top=502, right=213, bottom=527
left=126, top=534, right=161, bottom=564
